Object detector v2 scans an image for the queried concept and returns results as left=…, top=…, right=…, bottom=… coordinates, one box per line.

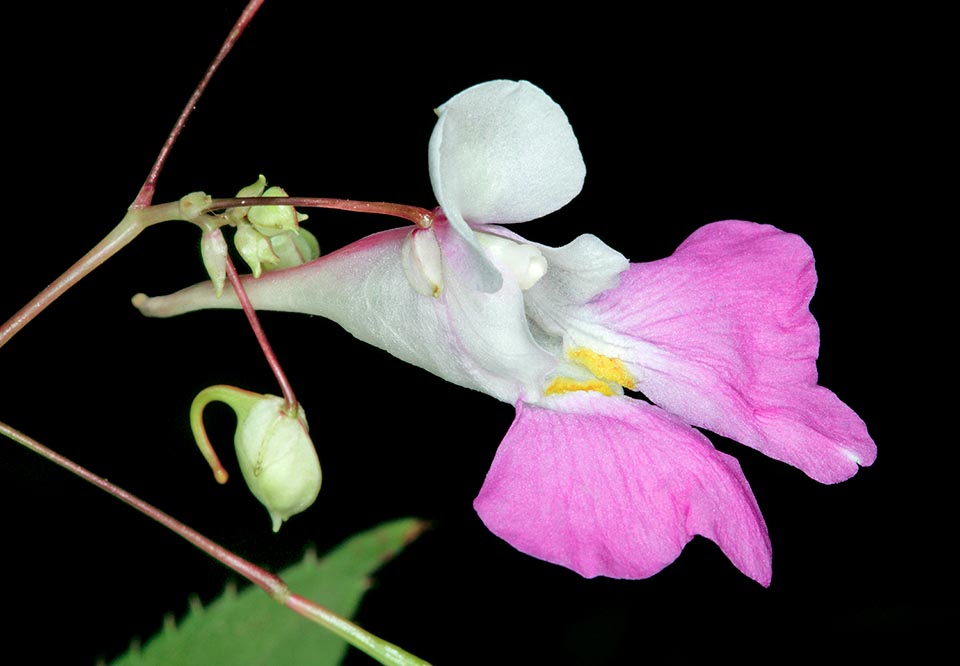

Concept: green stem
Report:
left=286, top=593, right=431, bottom=666
left=190, top=384, right=263, bottom=484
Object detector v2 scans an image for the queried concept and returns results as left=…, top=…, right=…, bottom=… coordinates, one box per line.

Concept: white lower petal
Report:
left=136, top=220, right=558, bottom=404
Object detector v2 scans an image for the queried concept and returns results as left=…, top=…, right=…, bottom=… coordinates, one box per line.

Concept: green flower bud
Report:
left=191, top=386, right=321, bottom=532
left=235, top=396, right=321, bottom=532
left=248, top=185, right=299, bottom=236
left=200, top=228, right=228, bottom=297
left=179, top=191, right=214, bottom=222
left=228, top=176, right=318, bottom=277
left=266, top=226, right=320, bottom=270
left=226, top=175, right=268, bottom=226
left=235, top=221, right=278, bottom=278
left=236, top=174, right=269, bottom=199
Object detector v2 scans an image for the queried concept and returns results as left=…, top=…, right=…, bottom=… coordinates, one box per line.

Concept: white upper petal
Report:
left=429, top=80, right=585, bottom=226
left=428, top=80, right=586, bottom=292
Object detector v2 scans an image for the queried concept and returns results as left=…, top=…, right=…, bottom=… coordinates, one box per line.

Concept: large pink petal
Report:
left=591, top=220, right=875, bottom=483
left=474, top=392, right=772, bottom=585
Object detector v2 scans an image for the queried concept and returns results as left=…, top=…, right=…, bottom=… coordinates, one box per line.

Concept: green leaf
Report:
left=111, top=517, right=427, bottom=666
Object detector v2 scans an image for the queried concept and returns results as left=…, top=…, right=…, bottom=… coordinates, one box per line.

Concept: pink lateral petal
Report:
left=591, top=220, right=876, bottom=483
left=474, top=392, right=772, bottom=585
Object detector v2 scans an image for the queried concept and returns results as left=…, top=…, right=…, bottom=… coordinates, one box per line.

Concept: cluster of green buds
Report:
left=191, top=386, right=322, bottom=532
left=183, top=178, right=324, bottom=531
left=228, top=175, right=320, bottom=278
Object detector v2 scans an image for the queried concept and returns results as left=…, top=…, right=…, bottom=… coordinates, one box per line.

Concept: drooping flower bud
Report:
left=235, top=222, right=279, bottom=278
left=200, top=228, right=229, bottom=297
left=234, top=396, right=320, bottom=532
left=190, top=385, right=321, bottom=531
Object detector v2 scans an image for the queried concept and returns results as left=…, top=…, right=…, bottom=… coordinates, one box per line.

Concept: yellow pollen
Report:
left=545, top=377, right=617, bottom=397
left=567, top=347, right=636, bottom=390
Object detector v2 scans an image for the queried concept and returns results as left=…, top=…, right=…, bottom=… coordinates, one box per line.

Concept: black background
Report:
left=2, top=3, right=947, bottom=664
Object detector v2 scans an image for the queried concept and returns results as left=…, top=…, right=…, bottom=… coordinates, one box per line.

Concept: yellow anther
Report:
left=545, top=377, right=617, bottom=397
left=567, top=347, right=636, bottom=390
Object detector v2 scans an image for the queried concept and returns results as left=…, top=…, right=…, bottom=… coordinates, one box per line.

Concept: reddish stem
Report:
left=206, top=197, right=435, bottom=229
left=0, top=418, right=431, bottom=665
left=0, top=419, right=283, bottom=596
left=224, top=254, right=298, bottom=410
left=0, top=202, right=185, bottom=351
left=1, top=0, right=268, bottom=348
left=132, top=0, right=267, bottom=209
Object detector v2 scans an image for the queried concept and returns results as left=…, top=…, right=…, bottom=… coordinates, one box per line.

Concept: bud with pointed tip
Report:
left=226, top=174, right=268, bottom=226
left=191, top=386, right=321, bottom=531
left=200, top=228, right=229, bottom=297
left=236, top=396, right=320, bottom=532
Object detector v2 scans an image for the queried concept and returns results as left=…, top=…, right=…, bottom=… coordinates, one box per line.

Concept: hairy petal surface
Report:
left=137, top=220, right=556, bottom=403
left=429, top=80, right=586, bottom=291
left=582, top=220, right=876, bottom=483
left=474, top=392, right=772, bottom=585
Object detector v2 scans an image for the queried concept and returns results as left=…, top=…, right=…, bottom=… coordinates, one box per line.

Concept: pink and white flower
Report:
left=138, top=80, right=876, bottom=586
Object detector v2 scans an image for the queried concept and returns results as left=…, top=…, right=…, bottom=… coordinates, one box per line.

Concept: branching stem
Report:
left=0, top=203, right=182, bottom=350
left=3, top=1, right=431, bottom=662
left=2, top=0, right=269, bottom=347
